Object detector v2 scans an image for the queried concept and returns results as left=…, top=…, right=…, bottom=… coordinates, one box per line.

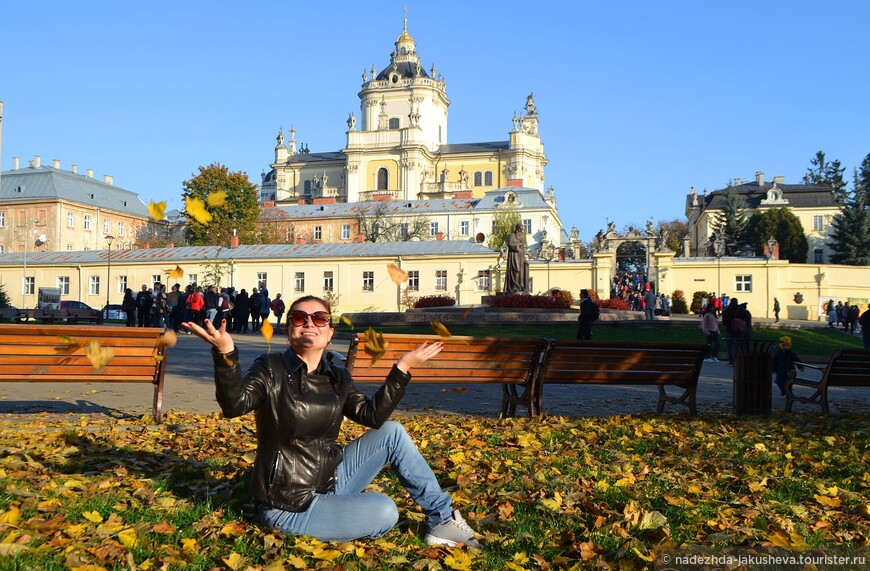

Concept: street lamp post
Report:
left=713, top=234, right=725, bottom=295
left=541, top=242, right=558, bottom=291
left=105, top=235, right=115, bottom=320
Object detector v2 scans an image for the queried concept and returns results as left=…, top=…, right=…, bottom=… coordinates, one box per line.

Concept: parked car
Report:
left=59, top=300, right=104, bottom=324
left=101, top=304, right=127, bottom=321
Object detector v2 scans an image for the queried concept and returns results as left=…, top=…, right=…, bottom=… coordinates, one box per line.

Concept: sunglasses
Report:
left=289, top=310, right=332, bottom=328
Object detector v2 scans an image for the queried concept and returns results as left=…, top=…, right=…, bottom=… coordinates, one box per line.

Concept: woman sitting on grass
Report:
left=181, top=295, right=480, bottom=548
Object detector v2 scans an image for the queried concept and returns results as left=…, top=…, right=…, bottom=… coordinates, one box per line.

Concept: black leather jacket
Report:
left=212, top=347, right=410, bottom=512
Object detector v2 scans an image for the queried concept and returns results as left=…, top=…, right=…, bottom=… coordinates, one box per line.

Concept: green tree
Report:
left=487, top=207, right=522, bottom=250
left=710, top=185, right=749, bottom=254
left=828, top=152, right=870, bottom=265
left=804, top=150, right=848, bottom=201
left=182, top=163, right=261, bottom=246
left=746, top=208, right=809, bottom=263
left=0, top=282, right=10, bottom=308
left=657, top=218, right=688, bottom=253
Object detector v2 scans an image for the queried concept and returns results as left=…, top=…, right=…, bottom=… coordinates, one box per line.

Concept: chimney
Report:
left=12, top=156, right=19, bottom=170
left=755, top=171, right=764, bottom=187
left=52, top=159, right=60, bottom=169
left=103, top=175, right=113, bottom=185
left=86, top=168, right=94, bottom=178
left=734, top=178, right=741, bottom=186
left=33, top=155, right=41, bottom=168
left=71, top=164, right=78, bottom=174
left=773, top=175, right=784, bottom=185
left=230, top=228, right=239, bottom=249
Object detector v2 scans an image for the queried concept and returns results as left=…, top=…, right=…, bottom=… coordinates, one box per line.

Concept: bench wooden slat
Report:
left=0, top=323, right=170, bottom=421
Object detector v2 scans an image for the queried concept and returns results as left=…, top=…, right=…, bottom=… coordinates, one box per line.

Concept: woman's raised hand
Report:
left=181, top=319, right=235, bottom=354
left=396, top=341, right=444, bottom=374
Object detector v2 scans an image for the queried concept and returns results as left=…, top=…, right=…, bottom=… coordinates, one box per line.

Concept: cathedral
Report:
left=260, top=18, right=550, bottom=208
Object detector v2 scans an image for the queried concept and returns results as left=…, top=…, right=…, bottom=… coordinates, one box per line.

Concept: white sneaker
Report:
left=424, top=509, right=481, bottom=549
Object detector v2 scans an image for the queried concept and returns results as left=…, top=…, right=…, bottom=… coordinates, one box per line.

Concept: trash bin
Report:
left=733, top=340, right=778, bottom=415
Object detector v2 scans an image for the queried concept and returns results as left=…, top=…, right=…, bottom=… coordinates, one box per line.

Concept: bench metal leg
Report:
left=657, top=385, right=697, bottom=414
left=501, top=382, right=535, bottom=418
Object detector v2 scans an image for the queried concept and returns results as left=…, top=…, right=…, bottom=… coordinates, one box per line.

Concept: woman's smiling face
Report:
left=288, top=298, right=334, bottom=353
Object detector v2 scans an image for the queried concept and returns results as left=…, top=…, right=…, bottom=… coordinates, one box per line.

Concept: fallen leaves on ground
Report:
left=0, top=412, right=867, bottom=570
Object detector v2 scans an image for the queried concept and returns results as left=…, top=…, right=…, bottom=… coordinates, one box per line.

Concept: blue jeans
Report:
left=259, top=421, right=453, bottom=541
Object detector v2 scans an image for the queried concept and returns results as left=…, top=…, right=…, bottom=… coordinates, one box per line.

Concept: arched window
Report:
left=377, top=168, right=389, bottom=190
left=473, top=172, right=483, bottom=187
left=388, top=117, right=400, bottom=129
left=484, top=171, right=493, bottom=186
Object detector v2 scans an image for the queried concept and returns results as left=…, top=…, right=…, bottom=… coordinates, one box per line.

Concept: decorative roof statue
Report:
left=525, top=92, right=537, bottom=116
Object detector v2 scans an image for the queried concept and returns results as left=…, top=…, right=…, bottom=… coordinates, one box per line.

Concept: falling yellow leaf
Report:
left=462, top=307, right=474, bottom=318
left=185, top=197, right=213, bottom=225
left=165, top=265, right=184, bottom=280
left=55, top=335, right=85, bottom=355
left=430, top=320, right=452, bottom=338
left=85, top=340, right=114, bottom=371
left=207, top=190, right=227, bottom=208
left=387, top=263, right=408, bottom=284
left=260, top=319, right=274, bottom=342
left=148, top=200, right=167, bottom=221
left=158, top=330, right=178, bottom=348
left=363, top=327, right=388, bottom=367
left=340, top=315, right=355, bottom=330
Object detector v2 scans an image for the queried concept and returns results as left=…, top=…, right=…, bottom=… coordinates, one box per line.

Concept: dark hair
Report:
left=580, top=289, right=589, bottom=298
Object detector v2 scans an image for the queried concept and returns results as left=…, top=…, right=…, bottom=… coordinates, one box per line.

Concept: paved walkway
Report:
left=2, top=330, right=868, bottom=421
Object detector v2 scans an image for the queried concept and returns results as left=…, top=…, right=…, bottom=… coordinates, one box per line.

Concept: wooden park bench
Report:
left=0, top=324, right=172, bottom=421
left=341, top=332, right=548, bottom=417
left=0, top=308, right=26, bottom=323
left=785, top=349, right=870, bottom=414
left=533, top=340, right=708, bottom=415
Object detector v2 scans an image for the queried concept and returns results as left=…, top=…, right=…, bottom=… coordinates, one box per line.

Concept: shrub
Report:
left=413, top=295, right=456, bottom=309
left=486, top=293, right=572, bottom=309
left=598, top=298, right=631, bottom=311
left=690, top=291, right=709, bottom=314
left=671, top=290, right=689, bottom=314
left=550, top=289, right=575, bottom=306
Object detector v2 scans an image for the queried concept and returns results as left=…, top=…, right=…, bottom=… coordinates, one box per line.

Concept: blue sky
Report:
left=2, top=1, right=868, bottom=240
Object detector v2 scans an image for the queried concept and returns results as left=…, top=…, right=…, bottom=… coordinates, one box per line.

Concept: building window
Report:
left=484, top=171, right=493, bottom=186
left=187, top=274, right=198, bottom=286
left=118, top=275, right=127, bottom=293
left=523, top=219, right=532, bottom=234
left=151, top=274, right=162, bottom=287
left=430, top=221, right=439, bottom=236
left=89, top=276, right=101, bottom=296
left=814, top=248, right=824, bottom=263
left=304, top=180, right=312, bottom=194
left=459, top=221, right=470, bottom=236
left=84, top=214, right=91, bottom=230
left=735, top=275, right=752, bottom=293
left=118, top=222, right=125, bottom=237
left=407, top=270, right=419, bottom=292
left=67, top=212, right=75, bottom=227
left=257, top=273, right=268, bottom=291
left=103, top=220, right=110, bottom=233
left=476, top=270, right=491, bottom=292
left=24, top=277, right=35, bottom=296
left=341, top=224, right=351, bottom=240
left=400, top=222, right=410, bottom=240
left=0, top=211, right=4, bottom=227
left=323, top=271, right=334, bottom=292
left=0, top=245, right=4, bottom=254
left=388, top=117, right=400, bottom=129
left=67, top=244, right=73, bottom=251
left=813, top=215, right=824, bottom=232
left=473, top=172, right=483, bottom=187
left=362, top=271, right=374, bottom=292
left=435, top=270, right=447, bottom=292
left=377, top=168, right=389, bottom=191
left=294, top=272, right=305, bottom=293
left=313, top=226, right=322, bottom=241
left=57, top=276, right=70, bottom=295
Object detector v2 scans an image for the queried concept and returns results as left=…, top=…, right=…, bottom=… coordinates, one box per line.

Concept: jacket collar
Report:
left=280, top=348, right=339, bottom=381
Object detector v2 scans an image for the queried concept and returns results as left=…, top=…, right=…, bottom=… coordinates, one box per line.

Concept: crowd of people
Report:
left=610, top=273, right=672, bottom=317
left=824, top=299, right=863, bottom=334
left=120, top=282, right=287, bottom=334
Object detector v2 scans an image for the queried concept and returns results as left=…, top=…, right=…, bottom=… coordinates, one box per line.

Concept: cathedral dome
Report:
left=375, top=61, right=429, bottom=81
